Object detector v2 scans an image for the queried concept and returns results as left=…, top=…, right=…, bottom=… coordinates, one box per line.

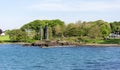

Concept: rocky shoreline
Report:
left=1, top=41, right=120, bottom=48
left=24, top=41, right=79, bottom=47
left=23, top=41, right=120, bottom=48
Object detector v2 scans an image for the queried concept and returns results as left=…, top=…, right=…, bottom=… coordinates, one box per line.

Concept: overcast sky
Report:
left=0, top=0, right=120, bottom=30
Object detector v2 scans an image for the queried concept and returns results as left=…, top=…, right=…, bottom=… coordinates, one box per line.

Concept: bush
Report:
left=9, top=29, right=29, bottom=42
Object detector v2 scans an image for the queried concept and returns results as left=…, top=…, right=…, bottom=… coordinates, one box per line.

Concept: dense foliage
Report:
left=21, top=19, right=65, bottom=40
left=20, top=20, right=114, bottom=40
left=6, top=19, right=120, bottom=43
left=110, top=22, right=120, bottom=34
left=9, top=29, right=28, bottom=42
left=0, top=29, right=2, bottom=34
left=64, top=20, right=111, bottom=39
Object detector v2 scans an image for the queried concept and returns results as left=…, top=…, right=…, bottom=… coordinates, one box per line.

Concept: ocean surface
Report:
left=0, top=44, right=120, bottom=70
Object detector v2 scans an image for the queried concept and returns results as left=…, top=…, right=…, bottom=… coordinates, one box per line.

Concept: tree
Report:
left=64, top=22, right=91, bottom=37
left=43, top=19, right=65, bottom=37
left=9, top=29, right=28, bottom=42
left=0, top=29, right=2, bottom=34
left=88, top=25, right=101, bottom=39
left=110, top=21, right=120, bottom=34
left=53, top=24, right=62, bottom=37
left=100, top=23, right=111, bottom=39
left=21, top=19, right=65, bottom=40
left=87, top=20, right=111, bottom=39
left=4, top=30, right=12, bottom=35
left=21, top=20, right=45, bottom=33
left=64, top=23, right=76, bottom=37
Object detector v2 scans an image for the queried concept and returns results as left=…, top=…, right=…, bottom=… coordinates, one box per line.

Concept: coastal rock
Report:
left=29, top=41, right=79, bottom=47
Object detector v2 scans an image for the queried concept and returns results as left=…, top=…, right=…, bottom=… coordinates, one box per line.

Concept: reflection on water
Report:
left=0, top=44, right=120, bottom=70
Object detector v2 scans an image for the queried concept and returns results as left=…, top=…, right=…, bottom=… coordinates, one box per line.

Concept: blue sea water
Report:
left=0, top=44, right=120, bottom=70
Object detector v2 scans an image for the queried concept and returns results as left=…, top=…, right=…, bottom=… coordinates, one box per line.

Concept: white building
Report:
left=0, top=33, right=5, bottom=36
left=109, top=33, right=120, bottom=38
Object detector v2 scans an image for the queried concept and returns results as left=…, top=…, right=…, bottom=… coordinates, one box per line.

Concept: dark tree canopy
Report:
left=110, top=21, right=120, bottom=34
left=0, top=29, right=2, bottom=34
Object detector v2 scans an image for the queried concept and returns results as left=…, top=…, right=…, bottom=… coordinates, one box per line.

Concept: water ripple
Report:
left=0, top=44, right=120, bottom=70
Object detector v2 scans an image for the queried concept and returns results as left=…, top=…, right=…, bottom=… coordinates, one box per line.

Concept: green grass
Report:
left=0, top=35, right=120, bottom=44
left=57, top=37, right=120, bottom=44
left=0, top=35, right=10, bottom=42
left=100, top=39, right=120, bottom=44
left=85, top=39, right=120, bottom=44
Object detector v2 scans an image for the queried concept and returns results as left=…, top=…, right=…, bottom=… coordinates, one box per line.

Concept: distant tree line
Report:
left=7, top=19, right=120, bottom=42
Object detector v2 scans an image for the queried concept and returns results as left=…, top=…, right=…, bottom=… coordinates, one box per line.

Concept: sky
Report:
left=0, top=0, right=120, bottom=30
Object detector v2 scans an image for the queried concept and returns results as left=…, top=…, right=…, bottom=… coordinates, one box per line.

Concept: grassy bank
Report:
left=0, top=35, right=35, bottom=43
left=85, top=39, right=120, bottom=44
left=0, top=35, right=120, bottom=45
left=46, top=37, right=120, bottom=45
left=0, top=35, right=10, bottom=42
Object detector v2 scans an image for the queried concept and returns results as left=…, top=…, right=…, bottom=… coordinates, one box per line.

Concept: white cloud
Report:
left=28, top=1, right=120, bottom=12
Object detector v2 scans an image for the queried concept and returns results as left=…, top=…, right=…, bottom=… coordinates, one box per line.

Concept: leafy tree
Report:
left=87, top=20, right=111, bottom=39
left=4, top=30, right=11, bottom=35
left=64, top=23, right=76, bottom=37
left=64, top=20, right=111, bottom=39
left=88, top=25, right=101, bottom=39
left=53, top=24, right=62, bottom=37
left=21, top=19, right=65, bottom=40
left=21, top=20, right=45, bottom=33
left=64, top=22, right=91, bottom=37
left=110, top=21, right=120, bottom=34
left=43, top=19, right=65, bottom=27
left=100, top=23, right=111, bottom=38
left=9, top=29, right=28, bottom=42
left=43, top=19, right=65, bottom=37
